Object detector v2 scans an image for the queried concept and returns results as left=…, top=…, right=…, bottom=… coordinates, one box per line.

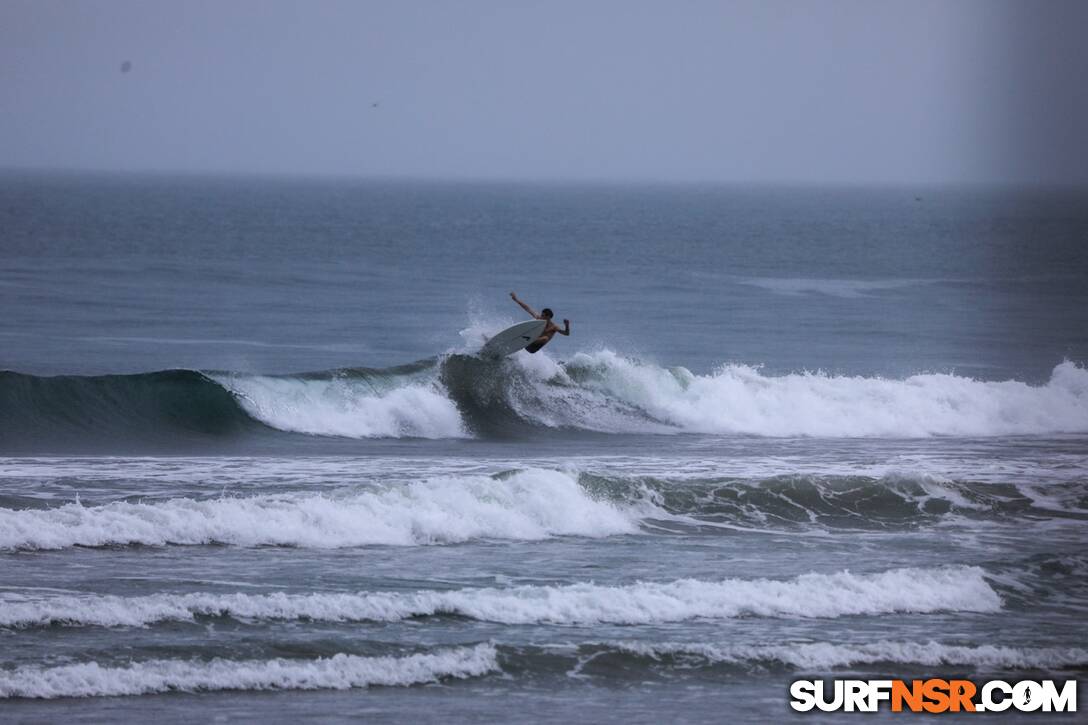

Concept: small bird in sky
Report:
left=120, top=60, right=132, bottom=73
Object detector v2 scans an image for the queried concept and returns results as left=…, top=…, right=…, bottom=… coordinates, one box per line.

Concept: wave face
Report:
left=0, top=565, right=1000, bottom=628
left=0, top=644, right=498, bottom=699
left=583, top=472, right=1088, bottom=531
left=2, top=357, right=1086, bottom=448
left=0, top=369, right=260, bottom=449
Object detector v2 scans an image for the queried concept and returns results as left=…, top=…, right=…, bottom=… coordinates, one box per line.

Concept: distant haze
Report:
left=2, top=0, right=1086, bottom=184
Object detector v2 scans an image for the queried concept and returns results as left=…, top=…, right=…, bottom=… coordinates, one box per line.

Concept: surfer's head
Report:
left=541, top=308, right=554, bottom=319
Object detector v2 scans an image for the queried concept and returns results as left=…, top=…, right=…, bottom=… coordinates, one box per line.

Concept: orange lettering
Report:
left=949, top=680, right=976, bottom=712
left=892, top=680, right=924, bottom=712
left=922, top=678, right=951, bottom=713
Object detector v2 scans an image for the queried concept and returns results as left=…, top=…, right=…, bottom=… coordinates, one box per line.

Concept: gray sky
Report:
left=2, top=0, right=1086, bottom=183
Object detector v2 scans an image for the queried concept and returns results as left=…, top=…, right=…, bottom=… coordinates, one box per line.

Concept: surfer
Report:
left=510, top=292, right=570, bottom=353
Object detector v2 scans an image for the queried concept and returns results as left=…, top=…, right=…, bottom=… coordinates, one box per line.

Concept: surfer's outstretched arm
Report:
left=510, top=292, right=540, bottom=319
left=559, top=319, right=571, bottom=336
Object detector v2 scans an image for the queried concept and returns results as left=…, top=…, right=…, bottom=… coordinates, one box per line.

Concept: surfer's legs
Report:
left=525, top=337, right=547, bottom=354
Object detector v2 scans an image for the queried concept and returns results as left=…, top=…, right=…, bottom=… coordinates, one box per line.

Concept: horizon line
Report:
left=2, top=164, right=1086, bottom=190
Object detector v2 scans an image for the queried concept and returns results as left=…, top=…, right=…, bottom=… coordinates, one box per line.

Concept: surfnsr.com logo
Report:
left=790, top=679, right=1077, bottom=713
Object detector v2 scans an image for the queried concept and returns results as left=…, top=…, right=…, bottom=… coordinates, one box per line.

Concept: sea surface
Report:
left=1, top=171, right=1087, bottom=722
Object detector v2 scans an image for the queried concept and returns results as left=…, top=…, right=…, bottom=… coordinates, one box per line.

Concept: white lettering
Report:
left=1013, top=680, right=1043, bottom=712
left=982, top=680, right=1013, bottom=712
left=1040, top=680, right=1077, bottom=713
left=789, top=680, right=817, bottom=712
left=815, top=680, right=844, bottom=712
left=868, top=680, right=893, bottom=711
left=844, top=680, right=869, bottom=712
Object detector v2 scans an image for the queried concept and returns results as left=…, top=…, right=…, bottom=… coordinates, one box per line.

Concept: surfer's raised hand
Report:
left=510, top=292, right=538, bottom=318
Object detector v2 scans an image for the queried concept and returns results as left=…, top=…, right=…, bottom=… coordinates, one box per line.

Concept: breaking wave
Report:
left=2, top=357, right=1085, bottom=449
left=2, top=468, right=1084, bottom=552
left=0, top=469, right=644, bottom=550
left=3, top=639, right=1080, bottom=699
left=604, top=640, right=1088, bottom=671
left=581, top=472, right=1088, bottom=531
left=521, top=640, right=1088, bottom=677
left=0, top=644, right=498, bottom=699
left=0, top=565, right=1000, bottom=629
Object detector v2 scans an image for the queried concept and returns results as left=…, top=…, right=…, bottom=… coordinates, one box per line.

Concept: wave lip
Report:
left=0, top=644, right=498, bottom=699
left=0, top=469, right=643, bottom=551
left=0, top=566, right=1000, bottom=629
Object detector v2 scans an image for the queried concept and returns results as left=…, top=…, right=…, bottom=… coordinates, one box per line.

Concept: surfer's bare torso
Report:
left=509, top=292, right=570, bottom=353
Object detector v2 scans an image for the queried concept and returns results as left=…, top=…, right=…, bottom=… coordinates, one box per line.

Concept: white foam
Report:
left=1015, top=482, right=1088, bottom=514
left=3, top=453, right=1085, bottom=490
left=214, top=373, right=468, bottom=439
left=455, top=312, right=520, bottom=353
left=0, top=468, right=642, bottom=550
left=883, top=473, right=996, bottom=513
left=551, top=355, right=1088, bottom=437
left=0, top=566, right=1000, bottom=628
left=0, top=644, right=497, bottom=699
left=615, top=640, right=1088, bottom=670
left=209, top=353, right=1088, bottom=439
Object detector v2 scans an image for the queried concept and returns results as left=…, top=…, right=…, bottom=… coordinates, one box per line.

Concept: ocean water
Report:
left=1, top=171, right=1087, bottom=722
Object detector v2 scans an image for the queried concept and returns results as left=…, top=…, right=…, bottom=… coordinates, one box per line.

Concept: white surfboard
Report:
left=479, top=319, right=547, bottom=359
